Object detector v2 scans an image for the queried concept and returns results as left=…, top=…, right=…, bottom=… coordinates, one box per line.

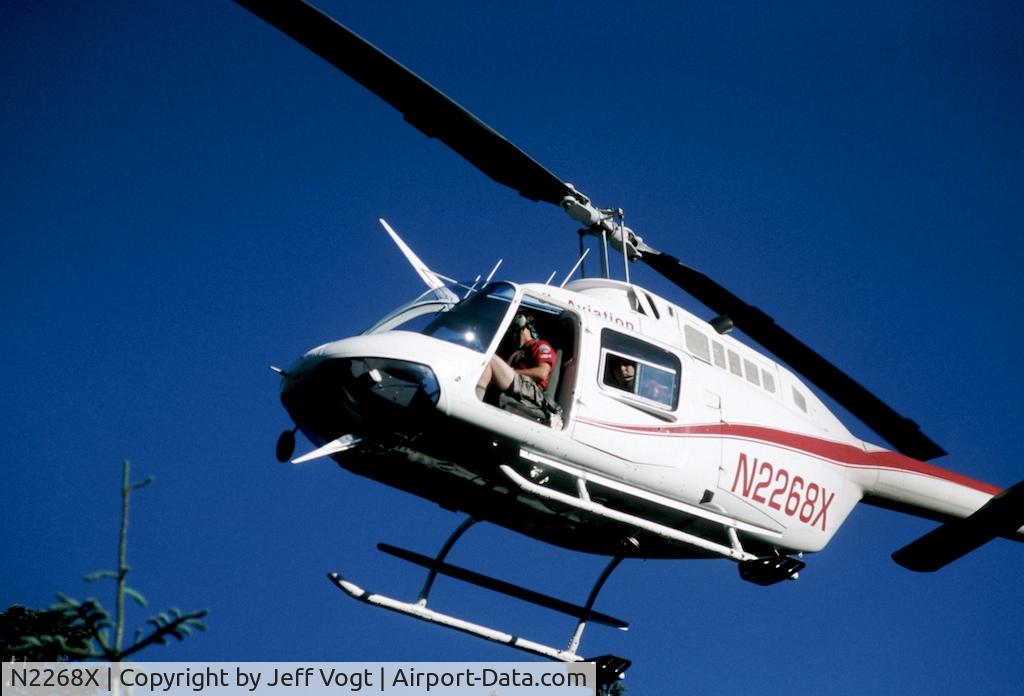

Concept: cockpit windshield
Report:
left=419, top=282, right=516, bottom=352
left=363, top=285, right=459, bottom=335
left=364, top=282, right=517, bottom=354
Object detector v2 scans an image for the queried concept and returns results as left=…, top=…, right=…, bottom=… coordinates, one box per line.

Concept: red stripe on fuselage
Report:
left=574, top=417, right=1000, bottom=495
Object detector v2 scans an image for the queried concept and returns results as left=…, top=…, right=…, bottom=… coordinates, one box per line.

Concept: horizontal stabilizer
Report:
left=378, top=543, right=628, bottom=629
left=892, top=479, right=1024, bottom=572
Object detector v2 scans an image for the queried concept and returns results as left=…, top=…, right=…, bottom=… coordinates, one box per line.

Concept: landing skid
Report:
left=327, top=517, right=631, bottom=685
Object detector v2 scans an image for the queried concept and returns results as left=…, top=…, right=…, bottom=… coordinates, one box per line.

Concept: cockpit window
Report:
left=364, top=286, right=459, bottom=335
left=600, top=329, right=680, bottom=409
left=363, top=281, right=517, bottom=347
left=418, top=282, right=517, bottom=353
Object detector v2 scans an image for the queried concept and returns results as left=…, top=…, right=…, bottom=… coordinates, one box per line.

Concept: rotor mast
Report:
left=560, top=184, right=647, bottom=281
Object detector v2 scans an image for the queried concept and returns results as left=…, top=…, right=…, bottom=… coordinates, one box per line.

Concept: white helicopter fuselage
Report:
left=281, top=277, right=1007, bottom=563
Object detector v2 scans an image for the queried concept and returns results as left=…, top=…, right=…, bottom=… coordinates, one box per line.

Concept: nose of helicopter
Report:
left=280, top=355, right=441, bottom=449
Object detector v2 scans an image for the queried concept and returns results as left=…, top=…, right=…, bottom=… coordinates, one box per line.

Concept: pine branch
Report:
left=50, top=594, right=115, bottom=659
left=124, top=586, right=148, bottom=608
left=84, top=571, right=118, bottom=583
left=12, top=633, right=103, bottom=660
left=116, top=608, right=208, bottom=661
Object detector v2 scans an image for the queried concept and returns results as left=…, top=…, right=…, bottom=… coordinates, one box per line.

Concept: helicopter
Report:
left=234, top=0, right=1024, bottom=678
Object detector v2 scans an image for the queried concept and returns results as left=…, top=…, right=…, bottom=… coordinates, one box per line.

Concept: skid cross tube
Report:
left=417, top=516, right=476, bottom=604
left=567, top=555, right=624, bottom=654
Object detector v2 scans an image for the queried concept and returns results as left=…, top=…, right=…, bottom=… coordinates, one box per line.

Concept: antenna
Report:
left=483, top=258, right=503, bottom=285
left=617, top=209, right=630, bottom=284
left=560, top=248, right=590, bottom=288
left=577, top=230, right=588, bottom=279
left=599, top=227, right=610, bottom=278
left=466, top=259, right=504, bottom=296
left=544, top=270, right=557, bottom=285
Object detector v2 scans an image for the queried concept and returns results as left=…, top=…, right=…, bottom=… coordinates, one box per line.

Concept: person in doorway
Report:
left=476, top=313, right=556, bottom=411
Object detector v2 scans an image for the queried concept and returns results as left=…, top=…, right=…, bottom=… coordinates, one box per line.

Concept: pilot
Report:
left=606, top=355, right=637, bottom=393
left=476, top=313, right=556, bottom=411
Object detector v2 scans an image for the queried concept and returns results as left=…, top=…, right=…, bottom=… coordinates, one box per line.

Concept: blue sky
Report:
left=3, top=1, right=1023, bottom=693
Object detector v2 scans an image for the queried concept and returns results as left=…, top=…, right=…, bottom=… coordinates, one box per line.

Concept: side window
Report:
left=683, top=325, right=711, bottom=363
left=712, top=340, right=727, bottom=369
left=599, top=329, right=681, bottom=409
left=743, top=358, right=761, bottom=386
left=727, top=349, right=743, bottom=377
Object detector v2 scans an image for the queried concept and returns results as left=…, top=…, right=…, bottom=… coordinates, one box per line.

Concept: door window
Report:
left=599, top=329, right=680, bottom=409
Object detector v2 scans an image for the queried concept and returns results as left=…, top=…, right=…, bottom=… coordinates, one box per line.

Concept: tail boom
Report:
left=855, top=452, right=1024, bottom=570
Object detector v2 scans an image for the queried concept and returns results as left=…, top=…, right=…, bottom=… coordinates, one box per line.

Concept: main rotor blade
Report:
left=233, top=0, right=572, bottom=206
left=235, top=0, right=945, bottom=462
left=640, top=247, right=947, bottom=461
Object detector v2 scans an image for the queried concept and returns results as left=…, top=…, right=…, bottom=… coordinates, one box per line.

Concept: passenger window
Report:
left=599, top=329, right=681, bottom=409
left=712, top=341, right=727, bottom=369
left=743, top=358, right=761, bottom=386
left=727, top=350, right=743, bottom=377
left=684, top=325, right=711, bottom=363
left=792, top=387, right=808, bottom=412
